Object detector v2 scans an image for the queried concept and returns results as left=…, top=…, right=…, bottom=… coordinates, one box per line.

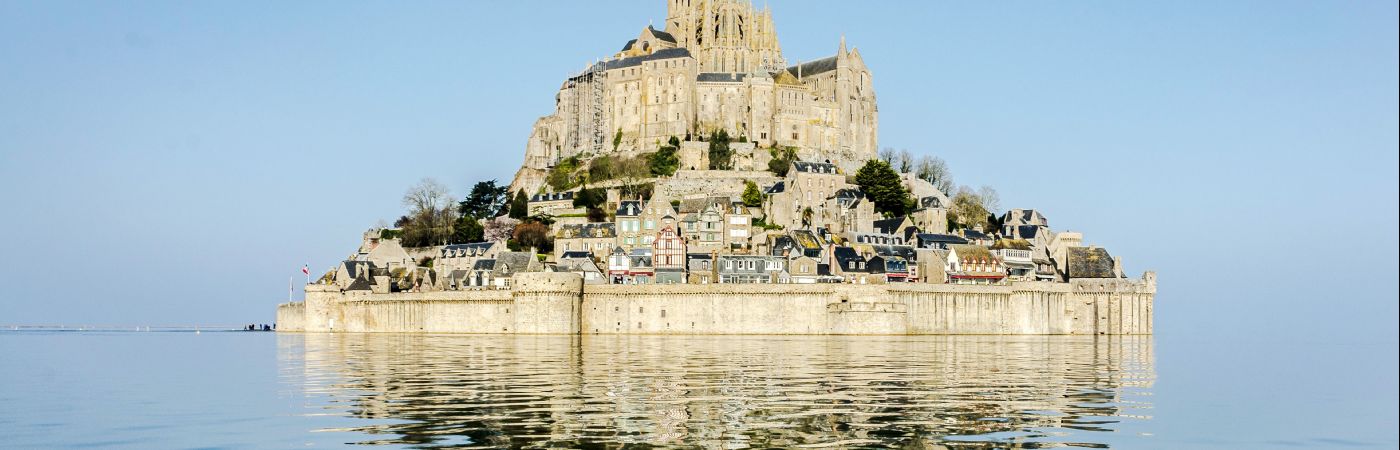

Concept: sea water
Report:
left=0, top=330, right=1394, bottom=448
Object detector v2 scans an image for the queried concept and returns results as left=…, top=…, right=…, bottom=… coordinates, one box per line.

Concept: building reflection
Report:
left=279, top=334, right=1155, bottom=448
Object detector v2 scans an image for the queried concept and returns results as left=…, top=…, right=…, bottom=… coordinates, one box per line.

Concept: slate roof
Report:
left=620, top=39, right=638, bottom=52
left=962, top=229, right=992, bottom=241
left=765, top=181, right=785, bottom=194
left=345, top=277, right=373, bottom=291
left=557, top=257, right=601, bottom=274
left=784, top=56, right=838, bottom=78
left=559, top=251, right=593, bottom=259
left=647, top=25, right=676, bottom=43
left=917, top=233, right=968, bottom=246
left=832, top=246, right=867, bottom=272
left=472, top=259, right=496, bottom=271
left=871, top=244, right=917, bottom=261
left=530, top=191, right=574, bottom=202
left=872, top=217, right=908, bottom=235
left=1016, top=225, right=1041, bottom=240
left=792, top=160, right=838, bottom=174
left=616, top=200, right=642, bottom=217
left=831, top=188, right=863, bottom=208
left=770, top=235, right=796, bottom=256
left=697, top=72, right=747, bottom=83
left=493, top=252, right=538, bottom=277
left=1067, top=247, right=1118, bottom=279
left=442, top=242, right=497, bottom=258
left=588, top=47, right=692, bottom=73
left=557, top=222, right=616, bottom=239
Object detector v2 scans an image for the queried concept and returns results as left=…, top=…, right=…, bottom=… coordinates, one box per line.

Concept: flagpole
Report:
left=288, top=276, right=293, bottom=302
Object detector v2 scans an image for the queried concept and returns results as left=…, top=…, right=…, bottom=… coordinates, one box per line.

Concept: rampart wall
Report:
left=277, top=273, right=1154, bottom=335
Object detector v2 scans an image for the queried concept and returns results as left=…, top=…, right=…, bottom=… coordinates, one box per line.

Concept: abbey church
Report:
left=515, top=0, right=879, bottom=193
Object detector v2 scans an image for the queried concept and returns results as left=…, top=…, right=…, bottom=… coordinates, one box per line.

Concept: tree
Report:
left=914, top=155, right=955, bottom=196
left=587, top=155, right=615, bottom=182
left=707, top=129, right=733, bottom=170
left=572, top=185, right=606, bottom=210
left=450, top=216, right=484, bottom=244
left=546, top=156, right=581, bottom=191
left=612, top=128, right=623, bottom=151
left=458, top=180, right=508, bottom=220
left=512, top=221, right=553, bottom=253
left=400, top=178, right=456, bottom=247
left=767, top=146, right=797, bottom=176
left=977, top=185, right=1001, bottom=215
left=650, top=142, right=679, bottom=177
left=878, top=147, right=897, bottom=164
left=742, top=180, right=763, bottom=207
left=854, top=159, right=914, bottom=218
left=483, top=217, right=518, bottom=242
left=948, top=186, right=990, bottom=231
left=508, top=189, right=529, bottom=219
left=896, top=149, right=913, bottom=173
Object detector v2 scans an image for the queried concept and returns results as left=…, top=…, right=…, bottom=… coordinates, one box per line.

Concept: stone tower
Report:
left=665, top=0, right=784, bottom=73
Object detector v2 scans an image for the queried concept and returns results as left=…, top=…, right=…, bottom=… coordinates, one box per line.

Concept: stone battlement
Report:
left=278, top=273, right=1153, bottom=335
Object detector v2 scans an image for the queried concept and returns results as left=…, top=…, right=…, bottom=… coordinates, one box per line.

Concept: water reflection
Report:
left=279, top=334, right=1154, bottom=448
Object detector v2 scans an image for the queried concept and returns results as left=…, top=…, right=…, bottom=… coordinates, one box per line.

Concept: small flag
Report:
left=302, top=265, right=310, bottom=275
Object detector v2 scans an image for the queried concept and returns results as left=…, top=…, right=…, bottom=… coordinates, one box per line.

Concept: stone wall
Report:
left=279, top=273, right=1155, bottom=335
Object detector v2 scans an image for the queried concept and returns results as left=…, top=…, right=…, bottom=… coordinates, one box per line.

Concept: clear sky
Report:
left=0, top=1, right=1395, bottom=342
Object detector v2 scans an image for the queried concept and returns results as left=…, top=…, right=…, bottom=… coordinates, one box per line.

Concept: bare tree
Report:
left=896, top=149, right=913, bottom=173
left=878, top=147, right=897, bottom=164
left=401, top=178, right=456, bottom=246
left=977, top=185, right=1001, bottom=214
left=914, top=155, right=955, bottom=196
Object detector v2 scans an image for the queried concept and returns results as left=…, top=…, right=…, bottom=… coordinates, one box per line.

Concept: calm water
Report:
left=0, top=331, right=1394, bottom=449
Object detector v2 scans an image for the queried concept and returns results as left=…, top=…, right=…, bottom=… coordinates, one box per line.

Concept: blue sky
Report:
left=0, top=1, right=1395, bottom=342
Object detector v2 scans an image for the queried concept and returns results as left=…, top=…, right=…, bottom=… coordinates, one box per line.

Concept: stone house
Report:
left=437, top=241, right=504, bottom=276
left=725, top=201, right=753, bottom=252
left=765, top=160, right=846, bottom=230
left=867, top=255, right=910, bottom=282
left=831, top=245, right=880, bottom=284
left=607, top=246, right=654, bottom=284
left=685, top=253, right=715, bottom=284
left=639, top=193, right=679, bottom=247
left=994, top=247, right=1036, bottom=281
left=785, top=255, right=834, bottom=284
left=651, top=224, right=687, bottom=284
left=528, top=191, right=575, bottom=217
left=553, top=222, right=616, bottom=261
left=824, top=188, right=875, bottom=235
left=468, top=259, right=496, bottom=288
left=716, top=255, right=784, bottom=284
left=914, top=249, right=949, bottom=283
left=490, top=251, right=544, bottom=288
left=946, top=244, right=1005, bottom=285
left=909, top=196, right=949, bottom=234
left=679, top=197, right=728, bottom=253
left=615, top=200, right=645, bottom=251
left=363, top=239, right=412, bottom=272
left=554, top=253, right=605, bottom=285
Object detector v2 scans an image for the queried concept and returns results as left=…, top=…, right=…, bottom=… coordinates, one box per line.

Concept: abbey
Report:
left=518, top=0, right=878, bottom=191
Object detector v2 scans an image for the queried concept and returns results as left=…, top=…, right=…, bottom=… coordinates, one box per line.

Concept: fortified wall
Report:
left=278, top=272, right=1154, bottom=335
